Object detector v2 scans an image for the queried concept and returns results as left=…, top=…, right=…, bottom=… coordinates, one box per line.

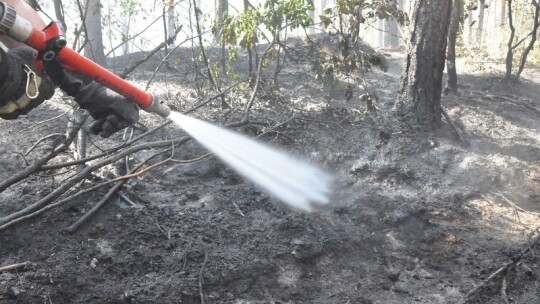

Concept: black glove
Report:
left=43, top=64, right=140, bottom=138
left=0, top=46, right=55, bottom=119
left=74, top=81, right=139, bottom=138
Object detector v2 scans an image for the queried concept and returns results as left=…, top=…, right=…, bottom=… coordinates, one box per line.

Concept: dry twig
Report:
left=496, top=192, right=540, bottom=217
left=0, top=179, right=118, bottom=231
left=65, top=141, right=210, bottom=233
left=500, top=277, right=510, bottom=304
left=199, top=242, right=208, bottom=304
left=461, top=228, right=540, bottom=303
left=0, top=116, right=86, bottom=193
left=0, top=138, right=190, bottom=229
left=0, top=262, right=31, bottom=273
left=441, top=106, right=464, bottom=143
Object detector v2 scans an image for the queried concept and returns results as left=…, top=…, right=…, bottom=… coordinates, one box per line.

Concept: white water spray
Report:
left=168, top=112, right=333, bottom=211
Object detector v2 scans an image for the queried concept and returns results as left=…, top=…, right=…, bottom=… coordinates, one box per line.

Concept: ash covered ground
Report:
left=1, top=48, right=539, bottom=303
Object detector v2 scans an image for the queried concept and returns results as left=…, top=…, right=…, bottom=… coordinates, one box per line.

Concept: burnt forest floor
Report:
left=1, top=48, right=540, bottom=304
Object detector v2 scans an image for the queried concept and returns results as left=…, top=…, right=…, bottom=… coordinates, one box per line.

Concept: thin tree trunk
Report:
left=377, top=18, right=385, bottom=47
left=244, top=0, right=254, bottom=86
left=216, top=0, right=228, bottom=74
left=447, top=0, right=462, bottom=95
left=193, top=0, right=229, bottom=108
left=516, top=2, right=540, bottom=78
left=385, top=19, right=400, bottom=48
left=501, top=0, right=507, bottom=26
left=53, top=0, right=67, bottom=32
left=308, top=7, right=315, bottom=34
left=477, top=0, right=485, bottom=47
left=466, top=6, right=474, bottom=47
left=395, top=0, right=453, bottom=130
left=167, top=0, right=176, bottom=42
left=84, top=0, right=106, bottom=66
left=505, top=0, right=515, bottom=79
left=214, top=0, right=228, bottom=43
left=162, top=5, right=169, bottom=64
left=122, top=14, right=131, bottom=56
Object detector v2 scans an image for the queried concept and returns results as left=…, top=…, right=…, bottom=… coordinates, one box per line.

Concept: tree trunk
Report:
left=377, top=18, right=385, bottom=47
left=121, top=14, right=130, bottom=56
left=384, top=16, right=400, bottom=48
left=505, top=0, right=515, bottom=79
left=84, top=0, right=106, bottom=66
left=395, top=0, right=453, bottom=130
left=516, top=1, right=540, bottom=78
left=53, top=0, right=67, bottom=32
left=447, top=0, right=462, bottom=95
left=193, top=0, right=228, bottom=108
left=466, top=5, right=474, bottom=47
left=215, top=0, right=228, bottom=73
left=244, top=0, right=254, bottom=85
left=214, top=0, right=228, bottom=43
left=167, top=0, right=176, bottom=43
left=476, top=0, right=485, bottom=48
left=501, top=0, right=506, bottom=26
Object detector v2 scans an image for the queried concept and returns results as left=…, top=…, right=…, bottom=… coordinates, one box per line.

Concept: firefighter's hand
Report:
left=0, top=46, right=55, bottom=119
left=74, top=82, right=139, bottom=138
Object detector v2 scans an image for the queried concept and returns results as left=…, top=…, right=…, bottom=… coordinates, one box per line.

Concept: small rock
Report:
left=90, top=258, right=98, bottom=268
left=416, top=268, right=434, bottom=279
left=392, top=283, right=412, bottom=295
left=387, top=268, right=401, bottom=282
left=122, top=291, right=134, bottom=303
left=522, top=263, right=535, bottom=276
left=8, top=287, right=20, bottom=299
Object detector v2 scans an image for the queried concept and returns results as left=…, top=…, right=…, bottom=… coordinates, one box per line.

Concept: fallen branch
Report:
left=65, top=147, right=211, bottom=233
left=461, top=228, right=540, bottom=303
left=0, top=137, right=190, bottom=228
left=39, top=85, right=239, bottom=172
left=0, top=115, right=86, bottom=193
left=23, top=133, right=65, bottom=157
left=495, top=192, right=540, bottom=217
left=119, top=152, right=210, bottom=181
left=65, top=180, right=127, bottom=234
left=0, top=179, right=118, bottom=231
left=0, top=262, right=31, bottom=273
left=441, top=107, right=464, bottom=144
left=40, top=121, right=172, bottom=171
left=19, top=111, right=68, bottom=133
left=500, top=277, right=510, bottom=304
left=64, top=142, right=180, bottom=233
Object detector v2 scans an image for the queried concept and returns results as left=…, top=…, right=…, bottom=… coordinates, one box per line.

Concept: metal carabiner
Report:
left=24, top=64, right=39, bottom=99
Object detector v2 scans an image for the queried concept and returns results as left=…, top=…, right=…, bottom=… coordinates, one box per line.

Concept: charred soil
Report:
left=1, top=49, right=540, bottom=304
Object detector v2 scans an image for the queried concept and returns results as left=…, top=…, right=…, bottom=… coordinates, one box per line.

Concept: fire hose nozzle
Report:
left=145, top=95, right=171, bottom=118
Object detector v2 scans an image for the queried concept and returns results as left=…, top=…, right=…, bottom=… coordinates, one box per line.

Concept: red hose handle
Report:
left=27, top=24, right=155, bottom=109
left=0, top=2, right=170, bottom=117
